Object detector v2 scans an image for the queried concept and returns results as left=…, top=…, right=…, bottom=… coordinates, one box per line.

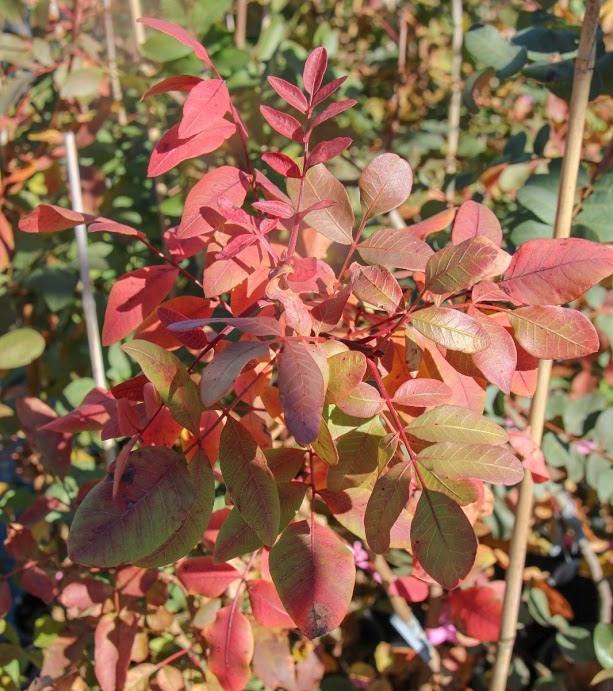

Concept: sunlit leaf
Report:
left=407, top=405, right=508, bottom=444
left=359, top=153, right=413, bottom=219
left=365, top=462, right=412, bottom=553
left=410, top=307, right=489, bottom=354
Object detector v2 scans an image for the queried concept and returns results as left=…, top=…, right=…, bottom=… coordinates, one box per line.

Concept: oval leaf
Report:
left=359, top=153, right=413, bottom=219
left=204, top=605, right=254, bottom=691
left=451, top=200, right=502, bottom=246
left=177, top=556, right=241, bottom=597
left=358, top=228, right=433, bottom=272
left=351, top=264, right=403, bottom=316
left=0, top=328, right=45, bottom=369
left=365, top=462, right=412, bottom=554
left=407, top=405, right=508, bottom=445
left=410, top=491, right=477, bottom=589
left=392, top=379, right=452, bottom=407
left=269, top=520, right=356, bottom=638
left=410, top=307, right=489, bottom=354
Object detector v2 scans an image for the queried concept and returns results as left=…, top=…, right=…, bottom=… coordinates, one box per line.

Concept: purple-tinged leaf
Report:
left=261, top=152, right=302, bottom=178
left=392, top=379, right=452, bottom=407
left=351, top=264, right=403, bottom=316
left=359, top=153, right=413, bottom=220
left=303, top=47, right=328, bottom=96
left=168, top=316, right=284, bottom=337
left=312, top=75, right=347, bottom=106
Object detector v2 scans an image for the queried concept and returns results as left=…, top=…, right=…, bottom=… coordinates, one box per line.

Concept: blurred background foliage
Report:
left=0, top=0, right=611, bottom=689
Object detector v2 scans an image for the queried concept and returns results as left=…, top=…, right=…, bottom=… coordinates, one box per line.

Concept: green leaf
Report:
left=213, top=481, right=305, bottom=563
left=416, top=443, right=524, bottom=485
left=365, top=461, right=412, bottom=553
left=407, top=405, right=508, bottom=445
left=410, top=307, right=489, bottom=354
left=122, top=339, right=202, bottom=435
left=410, top=491, right=477, bottom=589
left=325, top=351, right=366, bottom=404
left=0, top=328, right=45, bottom=369
left=256, top=14, right=286, bottom=61
left=142, top=33, right=193, bottom=62
left=135, top=450, right=215, bottom=567
left=219, top=418, right=280, bottom=547
left=312, top=419, right=339, bottom=465
left=465, top=24, right=527, bottom=78
left=556, top=626, right=595, bottom=664
left=68, top=447, right=195, bottom=567
left=419, top=466, right=479, bottom=505
left=60, top=68, right=105, bottom=100
left=594, top=623, right=613, bottom=669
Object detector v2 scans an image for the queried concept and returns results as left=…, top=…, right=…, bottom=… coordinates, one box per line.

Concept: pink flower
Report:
left=427, top=623, right=457, bottom=646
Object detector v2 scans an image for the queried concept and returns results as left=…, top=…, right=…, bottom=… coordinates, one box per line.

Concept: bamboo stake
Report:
left=101, top=0, right=127, bottom=126
left=490, top=2, right=601, bottom=688
left=445, top=0, right=463, bottom=196
left=64, top=132, right=115, bottom=466
left=235, top=0, right=247, bottom=49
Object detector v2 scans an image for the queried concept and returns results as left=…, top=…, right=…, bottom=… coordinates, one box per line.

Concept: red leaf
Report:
left=310, top=99, right=357, bottom=129
left=247, top=579, right=296, bottom=628
left=179, top=78, right=231, bottom=138
left=138, top=17, right=212, bottom=65
left=111, top=375, right=149, bottom=401
left=449, top=582, right=505, bottom=642
left=142, top=74, right=202, bottom=99
left=267, top=76, right=308, bottom=113
left=252, top=200, right=295, bottom=218
left=358, top=228, right=433, bottom=272
left=87, top=220, right=144, bottom=238
left=307, top=136, right=352, bottom=167
left=499, top=237, right=613, bottom=306
left=303, top=47, right=328, bottom=96
left=406, top=207, right=456, bottom=240
left=204, top=605, right=254, bottom=691
left=260, top=105, right=304, bottom=142
left=216, top=233, right=257, bottom=259
left=102, top=265, right=178, bottom=345
left=261, top=152, right=302, bottom=178
left=451, top=200, right=502, bottom=246
left=278, top=342, right=325, bottom=446
left=467, top=308, right=517, bottom=394
left=18, top=205, right=98, bottom=233
left=312, top=75, right=347, bottom=106
left=16, top=397, right=72, bottom=476
left=59, top=579, right=113, bottom=610
left=148, top=120, right=236, bottom=177
left=177, top=556, right=241, bottom=597
left=351, top=264, right=403, bottom=316
left=94, top=611, right=138, bottom=691
left=20, top=565, right=56, bottom=604
left=168, top=316, right=284, bottom=337
left=392, top=379, right=452, bottom=407
left=178, top=166, right=250, bottom=240
left=135, top=295, right=211, bottom=350
left=389, top=576, right=429, bottom=602
left=311, top=287, right=350, bottom=333
left=269, top=520, right=356, bottom=638
left=43, top=387, right=113, bottom=432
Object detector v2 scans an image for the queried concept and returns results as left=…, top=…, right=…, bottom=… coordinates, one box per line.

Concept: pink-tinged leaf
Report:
left=247, top=579, right=296, bottom=628
left=43, top=387, right=113, bottom=432
left=425, top=236, right=511, bottom=295
left=267, top=76, right=308, bottom=113
left=87, top=220, right=144, bottom=238
left=417, top=442, right=524, bottom=485
left=472, top=279, right=520, bottom=304
left=310, top=99, right=358, bottom=129
left=178, top=166, right=250, bottom=240
left=498, top=237, right=613, bottom=306
left=94, top=612, right=138, bottom=691
left=270, top=520, right=355, bottom=638
left=168, top=316, right=283, bottom=337
left=407, top=405, right=508, bottom=445
left=111, top=374, right=149, bottom=401
left=307, top=136, right=352, bottom=167
left=179, top=78, right=231, bottom=138
left=392, top=379, right=452, bottom=407
left=312, top=75, right=347, bottom=106
left=204, top=605, right=254, bottom=691
left=451, top=200, right=503, bottom=246
left=358, top=228, right=433, bottom=272
left=507, top=305, right=600, bottom=359
left=406, top=207, right=457, bottom=240
left=260, top=105, right=304, bottom=141
left=311, top=286, right=350, bottom=334
left=365, top=462, right=412, bottom=553
left=389, top=576, right=430, bottom=602
left=261, top=152, right=302, bottom=178
left=287, top=164, right=354, bottom=244
left=68, top=448, right=195, bottom=566
left=252, top=199, right=295, bottom=218
left=410, top=307, right=489, bottom=354
left=321, top=486, right=412, bottom=548
left=411, top=491, right=477, bottom=589
left=278, top=341, right=325, bottom=445
left=266, top=280, right=312, bottom=336
left=467, top=308, right=517, bottom=394
left=122, top=339, right=202, bottom=434
left=102, top=265, right=178, bottom=346
left=148, top=119, right=236, bottom=177
left=508, top=430, right=549, bottom=483
left=18, top=204, right=97, bottom=233
left=217, top=196, right=253, bottom=225
left=216, top=233, right=257, bottom=260
left=16, top=397, right=72, bottom=476
left=336, top=382, right=385, bottom=418
left=142, top=74, right=202, bottom=99
left=351, top=264, right=403, bottom=316
left=177, top=556, right=241, bottom=597
left=138, top=17, right=212, bottom=65
left=303, top=47, right=328, bottom=96
left=201, top=341, right=269, bottom=407
left=326, top=350, right=367, bottom=404
left=219, top=418, right=280, bottom=547
left=449, top=582, right=505, bottom=642
left=141, top=296, right=210, bottom=350
left=359, top=153, right=413, bottom=219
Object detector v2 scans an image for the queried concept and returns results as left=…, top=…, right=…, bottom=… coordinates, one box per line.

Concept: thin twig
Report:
left=490, top=2, right=601, bottom=687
